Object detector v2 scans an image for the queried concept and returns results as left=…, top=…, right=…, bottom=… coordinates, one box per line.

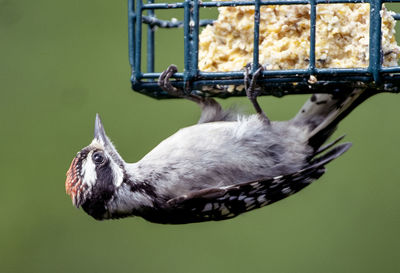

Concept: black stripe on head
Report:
left=127, top=180, right=157, bottom=199
left=81, top=152, right=116, bottom=220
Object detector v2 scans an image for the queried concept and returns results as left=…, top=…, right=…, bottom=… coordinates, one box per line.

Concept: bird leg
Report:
left=244, top=63, right=270, bottom=124
left=158, top=65, right=234, bottom=123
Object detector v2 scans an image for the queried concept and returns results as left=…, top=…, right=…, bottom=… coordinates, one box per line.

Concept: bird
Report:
left=65, top=64, right=373, bottom=224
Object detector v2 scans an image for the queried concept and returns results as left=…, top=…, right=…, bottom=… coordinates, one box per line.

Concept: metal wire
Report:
left=129, top=0, right=400, bottom=99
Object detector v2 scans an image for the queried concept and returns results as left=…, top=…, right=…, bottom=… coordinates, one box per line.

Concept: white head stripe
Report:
left=81, top=151, right=98, bottom=187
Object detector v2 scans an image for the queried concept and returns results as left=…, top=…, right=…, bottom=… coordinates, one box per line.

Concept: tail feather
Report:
left=314, top=134, right=345, bottom=155
left=308, top=91, right=363, bottom=138
left=309, top=142, right=352, bottom=167
left=292, top=88, right=375, bottom=150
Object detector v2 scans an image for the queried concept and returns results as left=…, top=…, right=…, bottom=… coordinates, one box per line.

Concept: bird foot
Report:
left=158, top=64, right=186, bottom=98
left=158, top=64, right=208, bottom=106
left=244, top=63, right=270, bottom=124
left=244, top=63, right=263, bottom=100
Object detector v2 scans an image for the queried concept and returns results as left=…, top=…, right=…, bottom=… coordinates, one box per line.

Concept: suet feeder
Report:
left=128, top=0, right=400, bottom=98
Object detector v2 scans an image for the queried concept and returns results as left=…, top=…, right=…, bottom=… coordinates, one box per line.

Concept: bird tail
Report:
left=291, top=88, right=374, bottom=150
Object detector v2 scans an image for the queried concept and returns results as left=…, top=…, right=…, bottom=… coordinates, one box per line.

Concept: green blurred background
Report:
left=1, top=0, right=400, bottom=272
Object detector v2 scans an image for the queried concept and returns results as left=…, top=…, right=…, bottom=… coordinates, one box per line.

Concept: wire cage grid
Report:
left=129, top=0, right=400, bottom=98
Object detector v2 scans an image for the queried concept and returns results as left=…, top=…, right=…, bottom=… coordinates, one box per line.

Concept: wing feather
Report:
left=142, top=143, right=351, bottom=224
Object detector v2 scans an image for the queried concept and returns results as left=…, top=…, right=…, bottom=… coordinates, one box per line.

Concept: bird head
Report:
left=66, top=114, right=126, bottom=219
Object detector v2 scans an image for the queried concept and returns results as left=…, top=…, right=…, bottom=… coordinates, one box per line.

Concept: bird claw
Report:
left=158, top=65, right=186, bottom=98
left=244, top=63, right=264, bottom=100
left=158, top=64, right=209, bottom=107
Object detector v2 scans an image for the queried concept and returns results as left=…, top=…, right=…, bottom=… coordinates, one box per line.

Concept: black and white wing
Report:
left=141, top=143, right=351, bottom=224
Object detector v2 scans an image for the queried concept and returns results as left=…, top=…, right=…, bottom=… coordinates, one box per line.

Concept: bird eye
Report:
left=92, top=151, right=105, bottom=164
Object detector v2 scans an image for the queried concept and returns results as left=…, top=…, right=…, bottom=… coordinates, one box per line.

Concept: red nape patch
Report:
left=65, top=157, right=82, bottom=204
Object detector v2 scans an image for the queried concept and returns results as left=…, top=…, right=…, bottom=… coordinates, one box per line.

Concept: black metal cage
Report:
left=129, top=0, right=400, bottom=98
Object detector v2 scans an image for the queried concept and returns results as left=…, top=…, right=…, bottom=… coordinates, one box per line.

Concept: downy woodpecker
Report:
left=66, top=65, right=371, bottom=224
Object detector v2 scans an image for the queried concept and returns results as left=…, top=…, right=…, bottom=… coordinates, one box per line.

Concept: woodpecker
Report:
left=66, top=64, right=372, bottom=224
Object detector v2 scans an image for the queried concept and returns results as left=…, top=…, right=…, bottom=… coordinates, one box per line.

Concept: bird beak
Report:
left=93, top=113, right=125, bottom=165
left=94, top=113, right=108, bottom=144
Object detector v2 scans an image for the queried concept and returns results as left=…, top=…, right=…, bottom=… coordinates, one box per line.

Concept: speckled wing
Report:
left=165, top=164, right=324, bottom=223
left=158, top=143, right=351, bottom=224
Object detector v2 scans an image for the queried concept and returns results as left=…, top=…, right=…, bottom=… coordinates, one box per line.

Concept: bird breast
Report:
left=128, top=115, right=312, bottom=198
